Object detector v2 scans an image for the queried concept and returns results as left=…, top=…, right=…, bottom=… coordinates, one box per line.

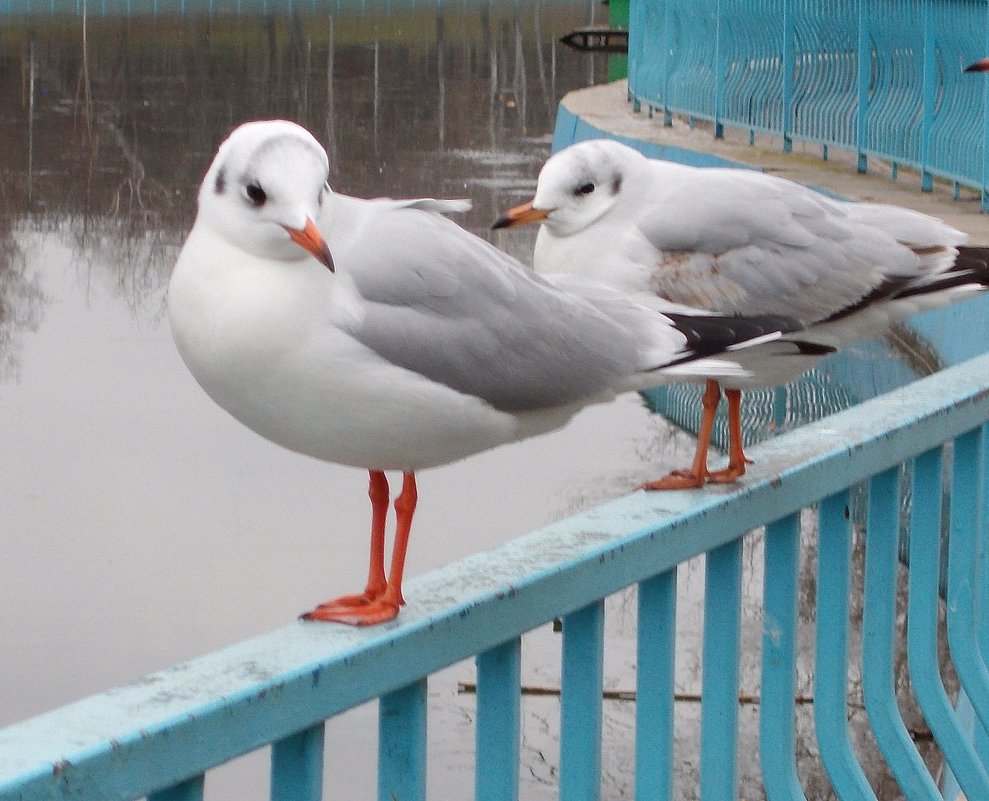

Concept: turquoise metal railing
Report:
left=629, top=0, right=989, bottom=209
left=2, top=352, right=989, bottom=799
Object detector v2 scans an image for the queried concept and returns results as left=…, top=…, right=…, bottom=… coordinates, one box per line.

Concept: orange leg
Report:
left=706, top=389, right=751, bottom=484
left=638, top=379, right=721, bottom=491
left=301, top=471, right=390, bottom=618
left=303, top=472, right=417, bottom=626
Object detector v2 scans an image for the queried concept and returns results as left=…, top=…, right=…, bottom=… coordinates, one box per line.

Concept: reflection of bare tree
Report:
left=531, top=2, right=554, bottom=122
left=0, top=5, right=602, bottom=308
left=513, top=8, right=527, bottom=131
left=0, top=209, right=46, bottom=382
left=436, top=12, right=445, bottom=150
left=67, top=12, right=184, bottom=311
left=1, top=45, right=48, bottom=381
left=323, top=15, right=337, bottom=179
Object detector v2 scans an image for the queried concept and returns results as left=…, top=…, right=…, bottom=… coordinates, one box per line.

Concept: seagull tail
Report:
left=660, top=312, right=804, bottom=360
left=640, top=312, right=804, bottom=380
left=897, top=245, right=989, bottom=298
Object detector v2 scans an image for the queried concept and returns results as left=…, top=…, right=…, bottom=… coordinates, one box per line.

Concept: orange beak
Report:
left=284, top=217, right=334, bottom=271
left=965, top=57, right=989, bottom=73
left=491, top=200, right=551, bottom=230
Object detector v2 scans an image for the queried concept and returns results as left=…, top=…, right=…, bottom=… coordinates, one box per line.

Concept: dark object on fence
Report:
left=559, top=27, right=629, bottom=54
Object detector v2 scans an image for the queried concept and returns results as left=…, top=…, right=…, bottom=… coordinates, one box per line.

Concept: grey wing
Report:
left=336, top=205, right=648, bottom=412
left=634, top=164, right=946, bottom=322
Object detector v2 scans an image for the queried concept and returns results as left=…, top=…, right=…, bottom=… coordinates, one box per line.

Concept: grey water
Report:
left=0, top=4, right=708, bottom=798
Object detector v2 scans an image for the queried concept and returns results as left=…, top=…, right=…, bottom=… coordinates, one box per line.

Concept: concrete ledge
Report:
left=554, top=80, right=989, bottom=242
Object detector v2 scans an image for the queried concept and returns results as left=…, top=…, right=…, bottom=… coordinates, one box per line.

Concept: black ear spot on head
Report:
left=611, top=176, right=622, bottom=194
left=214, top=168, right=226, bottom=195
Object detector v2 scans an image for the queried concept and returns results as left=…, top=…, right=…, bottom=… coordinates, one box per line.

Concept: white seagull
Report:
left=167, top=121, right=801, bottom=625
left=494, top=138, right=989, bottom=489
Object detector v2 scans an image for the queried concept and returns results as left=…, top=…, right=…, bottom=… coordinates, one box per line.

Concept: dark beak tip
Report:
left=491, top=216, right=512, bottom=230
left=321, top=246, right=335, bottom=272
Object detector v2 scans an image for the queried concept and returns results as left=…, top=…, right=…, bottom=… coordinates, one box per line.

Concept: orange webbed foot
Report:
left=301, top=598, right=401, bottom=626
left=299, top=591, right=376, bottom=621
left=705, top=465, right=747, bottom=485
left=635, top=472, right=707, bottom=491
left=300, top=584, right=405, bottom=626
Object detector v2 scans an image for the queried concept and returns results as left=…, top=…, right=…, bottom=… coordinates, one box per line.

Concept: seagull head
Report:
left=196, top=120, right=334, bottom=271
left=492, top=139, right=641, bottom=237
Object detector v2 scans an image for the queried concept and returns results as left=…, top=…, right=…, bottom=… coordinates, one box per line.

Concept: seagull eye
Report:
left=575, top=182, right=595, bottom=196
left=245, top=183, right=267, bottom=208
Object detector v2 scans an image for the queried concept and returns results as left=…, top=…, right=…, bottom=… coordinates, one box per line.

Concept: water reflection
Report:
left=3, top=1, right=658, bottom=780
left=0, top=3, right=601, bottom=372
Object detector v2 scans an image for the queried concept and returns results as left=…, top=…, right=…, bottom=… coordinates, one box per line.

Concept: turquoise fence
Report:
left=628, top=0, right=989, bottom=209
left=2, top=350, right=989, bottom=799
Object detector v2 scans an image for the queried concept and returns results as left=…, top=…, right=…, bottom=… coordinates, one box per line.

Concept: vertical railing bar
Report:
left=635, top=569, right=677, bottom=801
left=941, top=690, right=978, bottom=801
left=699, top=539, right=742, bottom=801
left=475, top=638, right=521, bottom=801
left=147, top=774, right=205, bottom=801
left=662, top=0, right=673, bottom=126
left=946, top=427, right=989, bottom=741
left=781, top=0, right=793, bottom=153
left=977, top=422, right=989, bottom=768
left=378, top=678, right=427, bottom=801
left=271, top=723, right=325, bottom=801
left=856, top=0, right=869, bottom=173
left=983, top=0, right=989, bottom=212
left=920, top=0, right=935, bottom=192
left=560, top=600, right=605, bottom=801
left=714, top=0, right=725, bottom=138
left=815, top=491, right=877, bottom=801
left=760, top=513, right=808, bottom=801
left=907, top=448, right=989, bottom=800
left=862, top=467, right=941, bottom=800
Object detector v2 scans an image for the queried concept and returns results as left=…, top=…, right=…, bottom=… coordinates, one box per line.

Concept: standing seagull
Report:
left=495, top=138, right=989, bottom=489
left=167, top=121, right=800, bottom=625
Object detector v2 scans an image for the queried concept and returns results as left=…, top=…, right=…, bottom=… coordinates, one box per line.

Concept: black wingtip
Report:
left=662, top=312, right=804, bottom=362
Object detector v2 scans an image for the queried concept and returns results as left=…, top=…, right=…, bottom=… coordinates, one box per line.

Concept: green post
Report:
left=608, top=0, right=629, bottom=81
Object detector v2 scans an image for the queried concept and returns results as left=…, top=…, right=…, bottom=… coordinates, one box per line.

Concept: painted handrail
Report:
left=629, top=0, right=989, bottom=210
left=2, top=349, right=989, bottom=799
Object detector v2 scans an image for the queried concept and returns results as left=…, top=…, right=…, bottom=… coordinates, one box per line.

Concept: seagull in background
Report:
left=495, top=138, right=989, bottom=489
left=167, top=121, right=801, bottom=625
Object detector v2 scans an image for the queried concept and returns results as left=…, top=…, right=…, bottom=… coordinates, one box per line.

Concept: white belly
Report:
left=168, top=238, right=521, bottom=471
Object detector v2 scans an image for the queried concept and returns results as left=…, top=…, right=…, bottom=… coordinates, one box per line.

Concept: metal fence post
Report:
left=782, top=0, right=793, bottom=153
left=921, top=0, right=935, bottom=192
left=663, top=0, right=673, bottom=126
left=714, top=0, right=725, bottom=138
left=856, top=0, right=869, bottom=173
left=983, top=1, right=989, bottom=211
